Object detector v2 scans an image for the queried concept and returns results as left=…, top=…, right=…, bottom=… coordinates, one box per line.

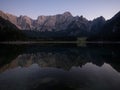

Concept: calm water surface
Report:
left=0, top=44, right=120, bottom=90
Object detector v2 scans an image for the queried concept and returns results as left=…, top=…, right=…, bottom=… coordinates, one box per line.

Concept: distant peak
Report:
left=0, top=10, right=6, bottom=15
left=37, top=15, right=47, bottom=21
left=99, top=16, right=105, bottom=20
left=19, top=15, right=25, bottom=17
left=80, top=15, right=83, bottom=18
left=79, top=15, right=88, bottom=21
left=0, top=10, right=4, bottom=13
left=99, top=16, right=105, bottom=19
left=19, top=15, right=31, bottom=19
left=93, top=16, right=106, bottom=21
left=63, top=11, right=72, bottom=16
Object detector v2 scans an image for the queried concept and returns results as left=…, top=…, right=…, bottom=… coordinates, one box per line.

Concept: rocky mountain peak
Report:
left=37, top=15, right=48, bottom=24
left=0, top=11, right=21, bottom=29
left=92, top=16, right=106, bottom=23
left=0, top=10, right=4, bottom=15
left=19, top=15, right=32, bottom=23
left=98, top=16, right=105, bottom=21
left=37, top=15, right=47, bottom=20
left=63, top=11, right=72, bottom=17
left=0, top=10, right=8, bottom=20
left=79, top=15, right=88, bottom=22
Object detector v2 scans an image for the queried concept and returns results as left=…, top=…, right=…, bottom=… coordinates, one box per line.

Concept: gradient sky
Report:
left=0, top=0, right=120, bottom=20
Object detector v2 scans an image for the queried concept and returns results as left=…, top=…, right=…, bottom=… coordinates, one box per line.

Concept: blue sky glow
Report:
left=0, top=0, right=120, bottom=20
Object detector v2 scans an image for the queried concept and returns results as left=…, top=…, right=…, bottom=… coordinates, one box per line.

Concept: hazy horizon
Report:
left=0, top=0, right=120, bottom=20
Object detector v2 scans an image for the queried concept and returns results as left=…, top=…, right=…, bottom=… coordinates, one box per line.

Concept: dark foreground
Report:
left=0, top=43, right=120, bottom=90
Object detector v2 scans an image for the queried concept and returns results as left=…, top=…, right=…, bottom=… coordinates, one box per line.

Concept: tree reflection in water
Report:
left=0, top=44, right=120, bottom=90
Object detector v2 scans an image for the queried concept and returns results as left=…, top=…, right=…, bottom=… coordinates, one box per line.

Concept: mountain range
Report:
left=0, top=10, right=120, bottom=41
left=0, top=10, right=106, bottom=31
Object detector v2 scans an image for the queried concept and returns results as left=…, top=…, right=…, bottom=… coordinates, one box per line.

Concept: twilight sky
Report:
left=0, top=0, right=120, bottom=20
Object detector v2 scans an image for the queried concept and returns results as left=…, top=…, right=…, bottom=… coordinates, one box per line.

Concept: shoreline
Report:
left=0, top=41, right=120, bottom=44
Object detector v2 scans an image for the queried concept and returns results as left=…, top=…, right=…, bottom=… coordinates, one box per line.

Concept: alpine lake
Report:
left=0, top=42, right=120, bottom=90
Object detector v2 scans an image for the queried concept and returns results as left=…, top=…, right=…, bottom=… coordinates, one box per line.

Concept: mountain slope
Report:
left=0, top=17, right=26, bottom=41
left=88, top=11, right=120, bottom=41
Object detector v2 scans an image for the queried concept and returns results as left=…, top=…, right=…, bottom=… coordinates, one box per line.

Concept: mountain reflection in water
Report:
left=0, top=44, right=120, bottom=90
